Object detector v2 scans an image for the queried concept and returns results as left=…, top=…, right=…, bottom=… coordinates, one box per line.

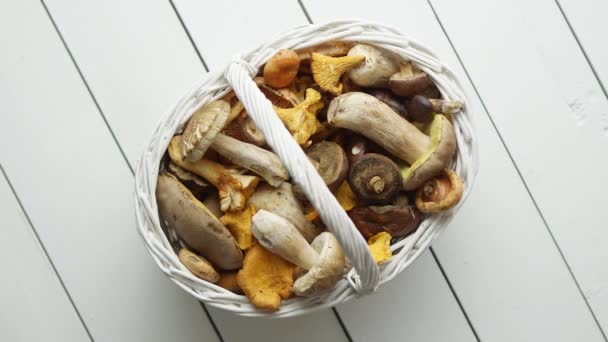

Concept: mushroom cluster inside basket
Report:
left=154, top=40, right=467, bottom=312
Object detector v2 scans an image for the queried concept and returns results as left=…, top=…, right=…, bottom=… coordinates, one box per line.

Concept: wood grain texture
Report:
left=0, top=173, right=91, bottom=342
left=42, top=0, right=350, bottom=340
left=430, top=0, right=608, bottom=337
left=0, top=1, right=220, bottom=341
left=558, top=0, right=608, bottom=97
left=304, top=0, right=607, bottom=340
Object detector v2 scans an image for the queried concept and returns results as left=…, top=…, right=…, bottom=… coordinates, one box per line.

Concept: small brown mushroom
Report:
left=263, top=49, right=300, bottom=88
left=349, top=205, right=422, bottom=239
left=181, top=100, right=229, bottom=162
left=347, top=44, right=400, bottom=88
left=156, top=173, right=243, bottom=270
left=415, top=168, right=463, bottom=213
left=345, top=135, right=371, bottom=165
left=178, top=248, right=220, bottom=283
left=388, top=62, right=434, bottom=97
left=166, top=162, right=211, bottom=198
left=241, top=117, right=267, bottom=146
left=305, top=141, right=349, bottom=192
left=327, top=92, right=457, bottom=190
left=407, top=95, right=434, bottom=124
left=348, top=153, right=401, bottom=204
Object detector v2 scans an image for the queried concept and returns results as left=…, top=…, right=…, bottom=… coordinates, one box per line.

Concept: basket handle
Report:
left=224, top=60, right=380, bottom=294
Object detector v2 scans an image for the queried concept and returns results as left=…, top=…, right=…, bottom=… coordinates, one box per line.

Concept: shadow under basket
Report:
left=134, top=19, right=478, bottom=318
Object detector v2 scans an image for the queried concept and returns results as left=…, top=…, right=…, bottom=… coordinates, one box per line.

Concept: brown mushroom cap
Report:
left=407, top=95, right=434, bottom=123
left=166, top=162, right=211, bottom=199
left=156, top=173, right=243, bottom=270
left=181, top=100, right=230, bottom=162
left=263, top=49, right=300, bottom=88
left=415, top=168, right=463, bottom=213
left=178, top=248, right=220, bottom=283
left=388, top=63, right=434, bottom=97
left=305, top=141, right=349, bottom=192
left=389, top=72, right=433, bottom=97
left=348, top=153, right=401, bottom=204
left=349, top=205, right=422, bottom=239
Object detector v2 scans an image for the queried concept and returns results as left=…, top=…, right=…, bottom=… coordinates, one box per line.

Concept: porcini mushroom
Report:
left=156, top=173, right=243, bottom=270
left=248, top=183, right=320, bottom=242
left=178, top=248, right=220, bottom=283
left=181, top=100, right=229, bottom=162
left=263, top=49, right=300, bottom=88
left=388, top=62, right=434, bottom=97
left=347, top=44, right=400, bottom=88
left=274, top=88, right=324, bottom=146
left=305, top=141, right=349, bottom=191
left=311, top=53, right=365, bottom=95
left=327, top=92, right=457, bottom=190
left=349, top=205, right=422, bottom=239
left=169, top=136, right=260, bottom=212
left=251, top=210, right=345, bottom=297
left=211, top=133, right=288, bottom=187
left=415, top=168, right=463, bottom=213
left=348, top=153, right=401, bottom=204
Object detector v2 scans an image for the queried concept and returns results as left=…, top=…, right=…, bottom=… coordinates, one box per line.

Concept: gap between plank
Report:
left=426, top=1, right=608, bottom=340
left=0, top=164, right=95, bottom=342
left=39, top=1, right=224, bottom=341
left=296, top=1, right=479, bottom=340
left=554, top=0, right=608, bottom=100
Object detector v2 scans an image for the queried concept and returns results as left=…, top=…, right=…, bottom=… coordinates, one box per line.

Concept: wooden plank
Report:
left=173, top=1, right=476, bottom=341
left=429, top=0, right=608, bottom=337
left=0, top=1, right=220, bottom=341
left=42, top=0, right=349, bottom=340
left=43, top=0, right=205, bottom=164
left=303, top=0, right=606, bottom=341
left=558, top=0, right=608, bottom=98
left=0, top=172, right=90, bottom=342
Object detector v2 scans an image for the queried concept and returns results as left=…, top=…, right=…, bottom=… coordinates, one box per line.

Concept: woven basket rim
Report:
left=133, top=19, right=478, bottom=318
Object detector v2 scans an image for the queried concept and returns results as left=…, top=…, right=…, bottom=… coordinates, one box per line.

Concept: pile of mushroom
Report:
left=156, top=42, right=465, bottom=311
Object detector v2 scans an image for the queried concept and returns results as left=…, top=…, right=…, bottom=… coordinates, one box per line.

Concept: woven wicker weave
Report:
left=134, top=19, right=478, bottom=317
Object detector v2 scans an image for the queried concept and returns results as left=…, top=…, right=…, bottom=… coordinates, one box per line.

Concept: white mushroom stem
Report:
left=251, top=210, right=319, bottom=269
left=248, top=183, right=320, bottom=242
left=429, top=99, right=464, bottom=114
left=328, top=92, right=430, bottom=165
left=169, top=136, right=258, bottom=212
left=211, top=133, right=288, bottom=187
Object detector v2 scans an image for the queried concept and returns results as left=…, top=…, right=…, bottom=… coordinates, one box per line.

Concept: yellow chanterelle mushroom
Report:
left=274, top=88, right=324, bottom=146
left=311, top=53, right=365, bottom=95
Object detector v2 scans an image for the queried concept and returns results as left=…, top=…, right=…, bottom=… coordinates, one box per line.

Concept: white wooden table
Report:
left=2, top=1, right=607, bottom=341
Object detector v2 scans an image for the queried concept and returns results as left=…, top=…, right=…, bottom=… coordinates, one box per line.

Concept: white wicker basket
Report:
left=134, top=19, right=478, bottom=317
